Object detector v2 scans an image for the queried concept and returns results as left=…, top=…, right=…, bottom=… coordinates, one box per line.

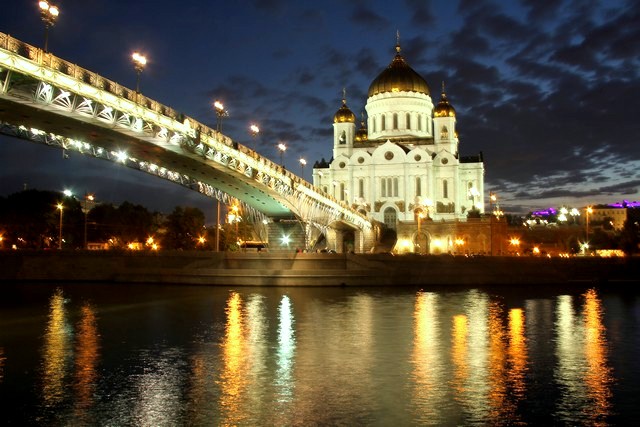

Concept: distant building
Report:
left=313, top=38, right=494, bottom=254
left=585, top=206, right=627, bottom=230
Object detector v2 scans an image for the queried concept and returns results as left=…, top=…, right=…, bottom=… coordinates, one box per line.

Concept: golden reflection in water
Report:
left=220, top=292, right=248, bottom=425
left=451, top=314, right=468, bottom=397
left=555, top=295, right=583, bottom=419
left=42, top=288, right=72, bottom=406
left=508, top=308, right=527, bottom=398
left=465, top=292, right=490, bottom=421
left=73, top=303, right=100, bottom=420
left=487, top=302, right=507, bottom=421
left=582, top=288, right=613, bottom=423
left=411, top=292, right=441, bottom=421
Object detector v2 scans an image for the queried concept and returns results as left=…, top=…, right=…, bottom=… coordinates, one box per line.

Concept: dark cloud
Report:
left=403, top=0, right=435, bottom=26
left=521, top=0, right=566, bottom=23
left=597, top=180, right=640, bottom=195
left=349, top=5, right=390, bottom=29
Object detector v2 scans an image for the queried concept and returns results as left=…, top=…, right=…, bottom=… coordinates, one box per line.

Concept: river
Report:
left=1, top=282, right=639, bottom=425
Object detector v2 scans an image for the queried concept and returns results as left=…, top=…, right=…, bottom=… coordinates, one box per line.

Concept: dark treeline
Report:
left=0, top=189, right=250, bottom=251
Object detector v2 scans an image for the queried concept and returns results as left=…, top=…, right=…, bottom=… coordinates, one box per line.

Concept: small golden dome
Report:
left=368, top=42, right=430, bottom=97
left=333, top=98, right=356, bottom=123
left=434, top=82, right=456, bottom=118
left=355, top=113, right=368, bottom=142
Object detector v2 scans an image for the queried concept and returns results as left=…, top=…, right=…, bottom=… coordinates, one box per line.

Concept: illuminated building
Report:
left=313, top=37, right=493, bottom=254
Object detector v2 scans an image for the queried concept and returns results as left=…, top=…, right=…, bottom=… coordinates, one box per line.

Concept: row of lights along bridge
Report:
left=37, top=2, right=308, bottom=178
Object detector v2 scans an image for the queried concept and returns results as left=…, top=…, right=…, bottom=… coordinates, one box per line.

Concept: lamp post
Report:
left=131, top=52, right=147, bottom=94
left=278, top=143, right=287, bottom=167
left=57, top=203, right=63, bottom=250
left=214, top=101, right=228, bottom=132
left=586, top=206, right=593, bottom=240
left=82, top=193, right=95, bottom=249
left=299, top=158, right=307, bottom=180
left=249, top=124, right=260, bottom=150
left=39, top=1, right=59, bottom=53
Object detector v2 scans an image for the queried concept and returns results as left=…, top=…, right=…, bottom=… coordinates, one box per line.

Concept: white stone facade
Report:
left=313, top=44, right=485, bottom=230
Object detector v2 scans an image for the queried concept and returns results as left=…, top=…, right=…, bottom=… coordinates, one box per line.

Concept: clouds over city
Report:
left=0, top=0, right=638, bottom=214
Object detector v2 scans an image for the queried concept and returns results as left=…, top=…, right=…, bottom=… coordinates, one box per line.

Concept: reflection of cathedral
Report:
left=313, top=38, right=495, bottom=254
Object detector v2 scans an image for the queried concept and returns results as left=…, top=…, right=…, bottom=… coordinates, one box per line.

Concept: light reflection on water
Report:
left=0, top=284, right=636, bottom=425
left=41, top=288, right=73, bottom=409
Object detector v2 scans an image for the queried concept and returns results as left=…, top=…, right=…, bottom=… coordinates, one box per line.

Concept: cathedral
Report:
left=313, top=39, right=495, bottom=254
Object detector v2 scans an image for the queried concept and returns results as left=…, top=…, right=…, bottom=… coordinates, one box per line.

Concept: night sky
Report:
left=1, top=0, right=639, bottom=219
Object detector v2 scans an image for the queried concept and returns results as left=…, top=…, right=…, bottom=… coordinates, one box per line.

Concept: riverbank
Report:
left=0, top=251, right=638, bottom=286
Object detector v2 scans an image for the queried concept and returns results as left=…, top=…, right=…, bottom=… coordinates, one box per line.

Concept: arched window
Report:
left=393, top=177, right=399, bottom=197
left=384, top=207, right=397, bottom=230
left=415, top=177, right=422, bottom=197
left=381, top=178, right=386, bottom=197
left=372, top=117, right=376, bottom=133
left=339, top=130, right=346, bottom=144
left=358, top=178, right=364, bottom=198
left=406, top=113, right=411, bottom=130
left=393, top=113, right=398, bottom=130
left=443, top=180, right=449, bottom=199
left=417, top=114, right=422, bottom=131
left=323, top=186, right=328, bottom=194
left=340, top=182, right=345, bottom=201
left=381, top=115, right=386, bottom=131
left=441, top=125, right=449, bottom=140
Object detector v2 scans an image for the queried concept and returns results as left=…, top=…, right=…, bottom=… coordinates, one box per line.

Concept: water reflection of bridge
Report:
left=0, top=32, right=373, bottom=252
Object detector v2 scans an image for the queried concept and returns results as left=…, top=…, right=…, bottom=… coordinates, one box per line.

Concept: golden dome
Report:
left=355, top=113, right=368, bottom=142
left=368, top=43, right=430, bottom=97
left=433, top=82, right=456, bottom=118
left=333, top=98, right=356, bottom=123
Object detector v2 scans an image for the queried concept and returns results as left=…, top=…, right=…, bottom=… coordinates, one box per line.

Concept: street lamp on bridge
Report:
left=131, top=52, right=147, bottom=93
left=299, top=158, right=307, bottom=180
left=38, top=1, right=59, bottom=53
left=214, top=101, right=228, bottom=132
left=277, top=143, right=287, bottom=168
left=249, top=123, right=260, bottom=149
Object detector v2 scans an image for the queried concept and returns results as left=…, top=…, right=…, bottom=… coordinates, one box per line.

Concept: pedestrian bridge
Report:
left=0, top=32, right=373, bottom=252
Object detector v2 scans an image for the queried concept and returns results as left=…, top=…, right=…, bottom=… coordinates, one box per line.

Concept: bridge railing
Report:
left=0, top=32, right=182, bottom=122
left=0, top=32, right=367, bottom=226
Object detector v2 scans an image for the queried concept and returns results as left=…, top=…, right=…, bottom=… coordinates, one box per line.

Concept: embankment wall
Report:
left=0, top=251, right=638, bottom=286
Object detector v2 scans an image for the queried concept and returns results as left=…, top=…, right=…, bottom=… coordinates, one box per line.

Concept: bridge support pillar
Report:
left=322, top=226, right=377, bottom=253
left=325, top=228, right=342, bottom=253
left=355, top=227, right=377, bottom=254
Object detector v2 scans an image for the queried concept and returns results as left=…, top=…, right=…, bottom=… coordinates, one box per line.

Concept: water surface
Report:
left=1, top=283, right=639, bottom=425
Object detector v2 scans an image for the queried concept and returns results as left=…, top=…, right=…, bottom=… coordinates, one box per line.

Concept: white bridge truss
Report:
left=0, top=32, right=370, bottom=232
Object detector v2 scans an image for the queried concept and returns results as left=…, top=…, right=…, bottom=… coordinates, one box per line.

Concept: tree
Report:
left=162, top=206, right=206, bottom=250
left=116, top=202, right=157, bottom=244
left=0, top=189, right=82, bottom=249
left=619, top=212, right=640, bottom=255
